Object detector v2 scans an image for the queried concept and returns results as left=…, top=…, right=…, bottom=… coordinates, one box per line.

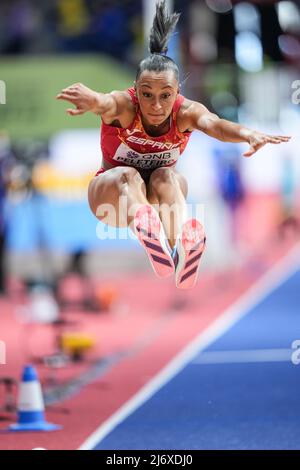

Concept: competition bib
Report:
left=112, top=143, right=180, bottom=169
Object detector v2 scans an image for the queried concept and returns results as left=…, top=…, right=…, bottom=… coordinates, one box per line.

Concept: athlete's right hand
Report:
left=56, top=83, right=100, bottom=116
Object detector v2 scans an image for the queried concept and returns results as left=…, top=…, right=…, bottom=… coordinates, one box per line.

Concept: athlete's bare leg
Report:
left=88, top=166, right=175, bottom=278
left=88, top=167, right=149, bottom=228
left=147, top=167, right=206, bottom=289
left=147, top=167, right=188, bottom=250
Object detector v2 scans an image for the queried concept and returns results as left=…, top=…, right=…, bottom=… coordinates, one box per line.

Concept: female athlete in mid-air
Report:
left=57, top=0, right=290, bottom=289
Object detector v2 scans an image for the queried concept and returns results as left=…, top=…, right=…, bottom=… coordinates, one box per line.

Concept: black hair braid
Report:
left=149, top=0, right=180, bottom=55
left=136, top=1, right=181, bottom=82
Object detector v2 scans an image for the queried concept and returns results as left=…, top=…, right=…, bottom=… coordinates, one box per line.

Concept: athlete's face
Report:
left=135, top=70, right=179, bottom=127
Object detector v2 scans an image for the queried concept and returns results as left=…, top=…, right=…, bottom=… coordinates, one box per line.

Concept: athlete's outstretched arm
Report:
left=186, top=102, right=291, bottom=157
left=56, top=82, right=118, bottom=117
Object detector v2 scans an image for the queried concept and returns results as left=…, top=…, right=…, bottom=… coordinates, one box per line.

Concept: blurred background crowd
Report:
left=0, top=0, right=141, bottom=60
left=0, top=0, right=299, bottom=300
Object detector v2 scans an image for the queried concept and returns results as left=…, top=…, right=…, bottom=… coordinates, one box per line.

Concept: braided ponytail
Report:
left=136, top=0, right=180, bottom=82
left=149, top=0, right=180, bottom=55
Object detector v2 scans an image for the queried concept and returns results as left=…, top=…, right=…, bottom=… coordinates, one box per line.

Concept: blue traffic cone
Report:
left=9, top=365, right=62, bottom=432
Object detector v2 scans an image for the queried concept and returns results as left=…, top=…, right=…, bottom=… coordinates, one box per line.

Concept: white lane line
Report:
left=192, top=348, right=293, bottom=364
left=79, top=243, right=300, bottom=450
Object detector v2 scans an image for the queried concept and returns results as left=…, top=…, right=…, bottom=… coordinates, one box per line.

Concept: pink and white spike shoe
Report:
left=134, top=205, right=175, bottom=278
left=174, top=219, right=206, bottom=289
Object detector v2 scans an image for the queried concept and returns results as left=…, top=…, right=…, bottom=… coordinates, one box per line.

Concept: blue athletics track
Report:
left=80, top=241, right=300, bottom=451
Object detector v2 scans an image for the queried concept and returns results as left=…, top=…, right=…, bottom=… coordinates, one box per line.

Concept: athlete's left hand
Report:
left=243, top=131, right=291, bottom=157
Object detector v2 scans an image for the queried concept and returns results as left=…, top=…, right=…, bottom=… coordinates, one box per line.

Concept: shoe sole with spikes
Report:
left=175, top=219, right=206, bottom=289
left=134, top=205, right=175, bottom=278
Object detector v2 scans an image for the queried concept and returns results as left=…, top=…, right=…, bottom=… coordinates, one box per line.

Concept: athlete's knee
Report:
left=149, top=167, right=178, bottom=193
left=114, top=167, right=141, bottom=187
left=88, top=166, right=144, bottom=224
left=88, top=171, right=122, bottom=217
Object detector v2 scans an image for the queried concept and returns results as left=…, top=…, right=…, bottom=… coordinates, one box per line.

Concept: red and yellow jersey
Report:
left=100, top=87, right=192, bottom=171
